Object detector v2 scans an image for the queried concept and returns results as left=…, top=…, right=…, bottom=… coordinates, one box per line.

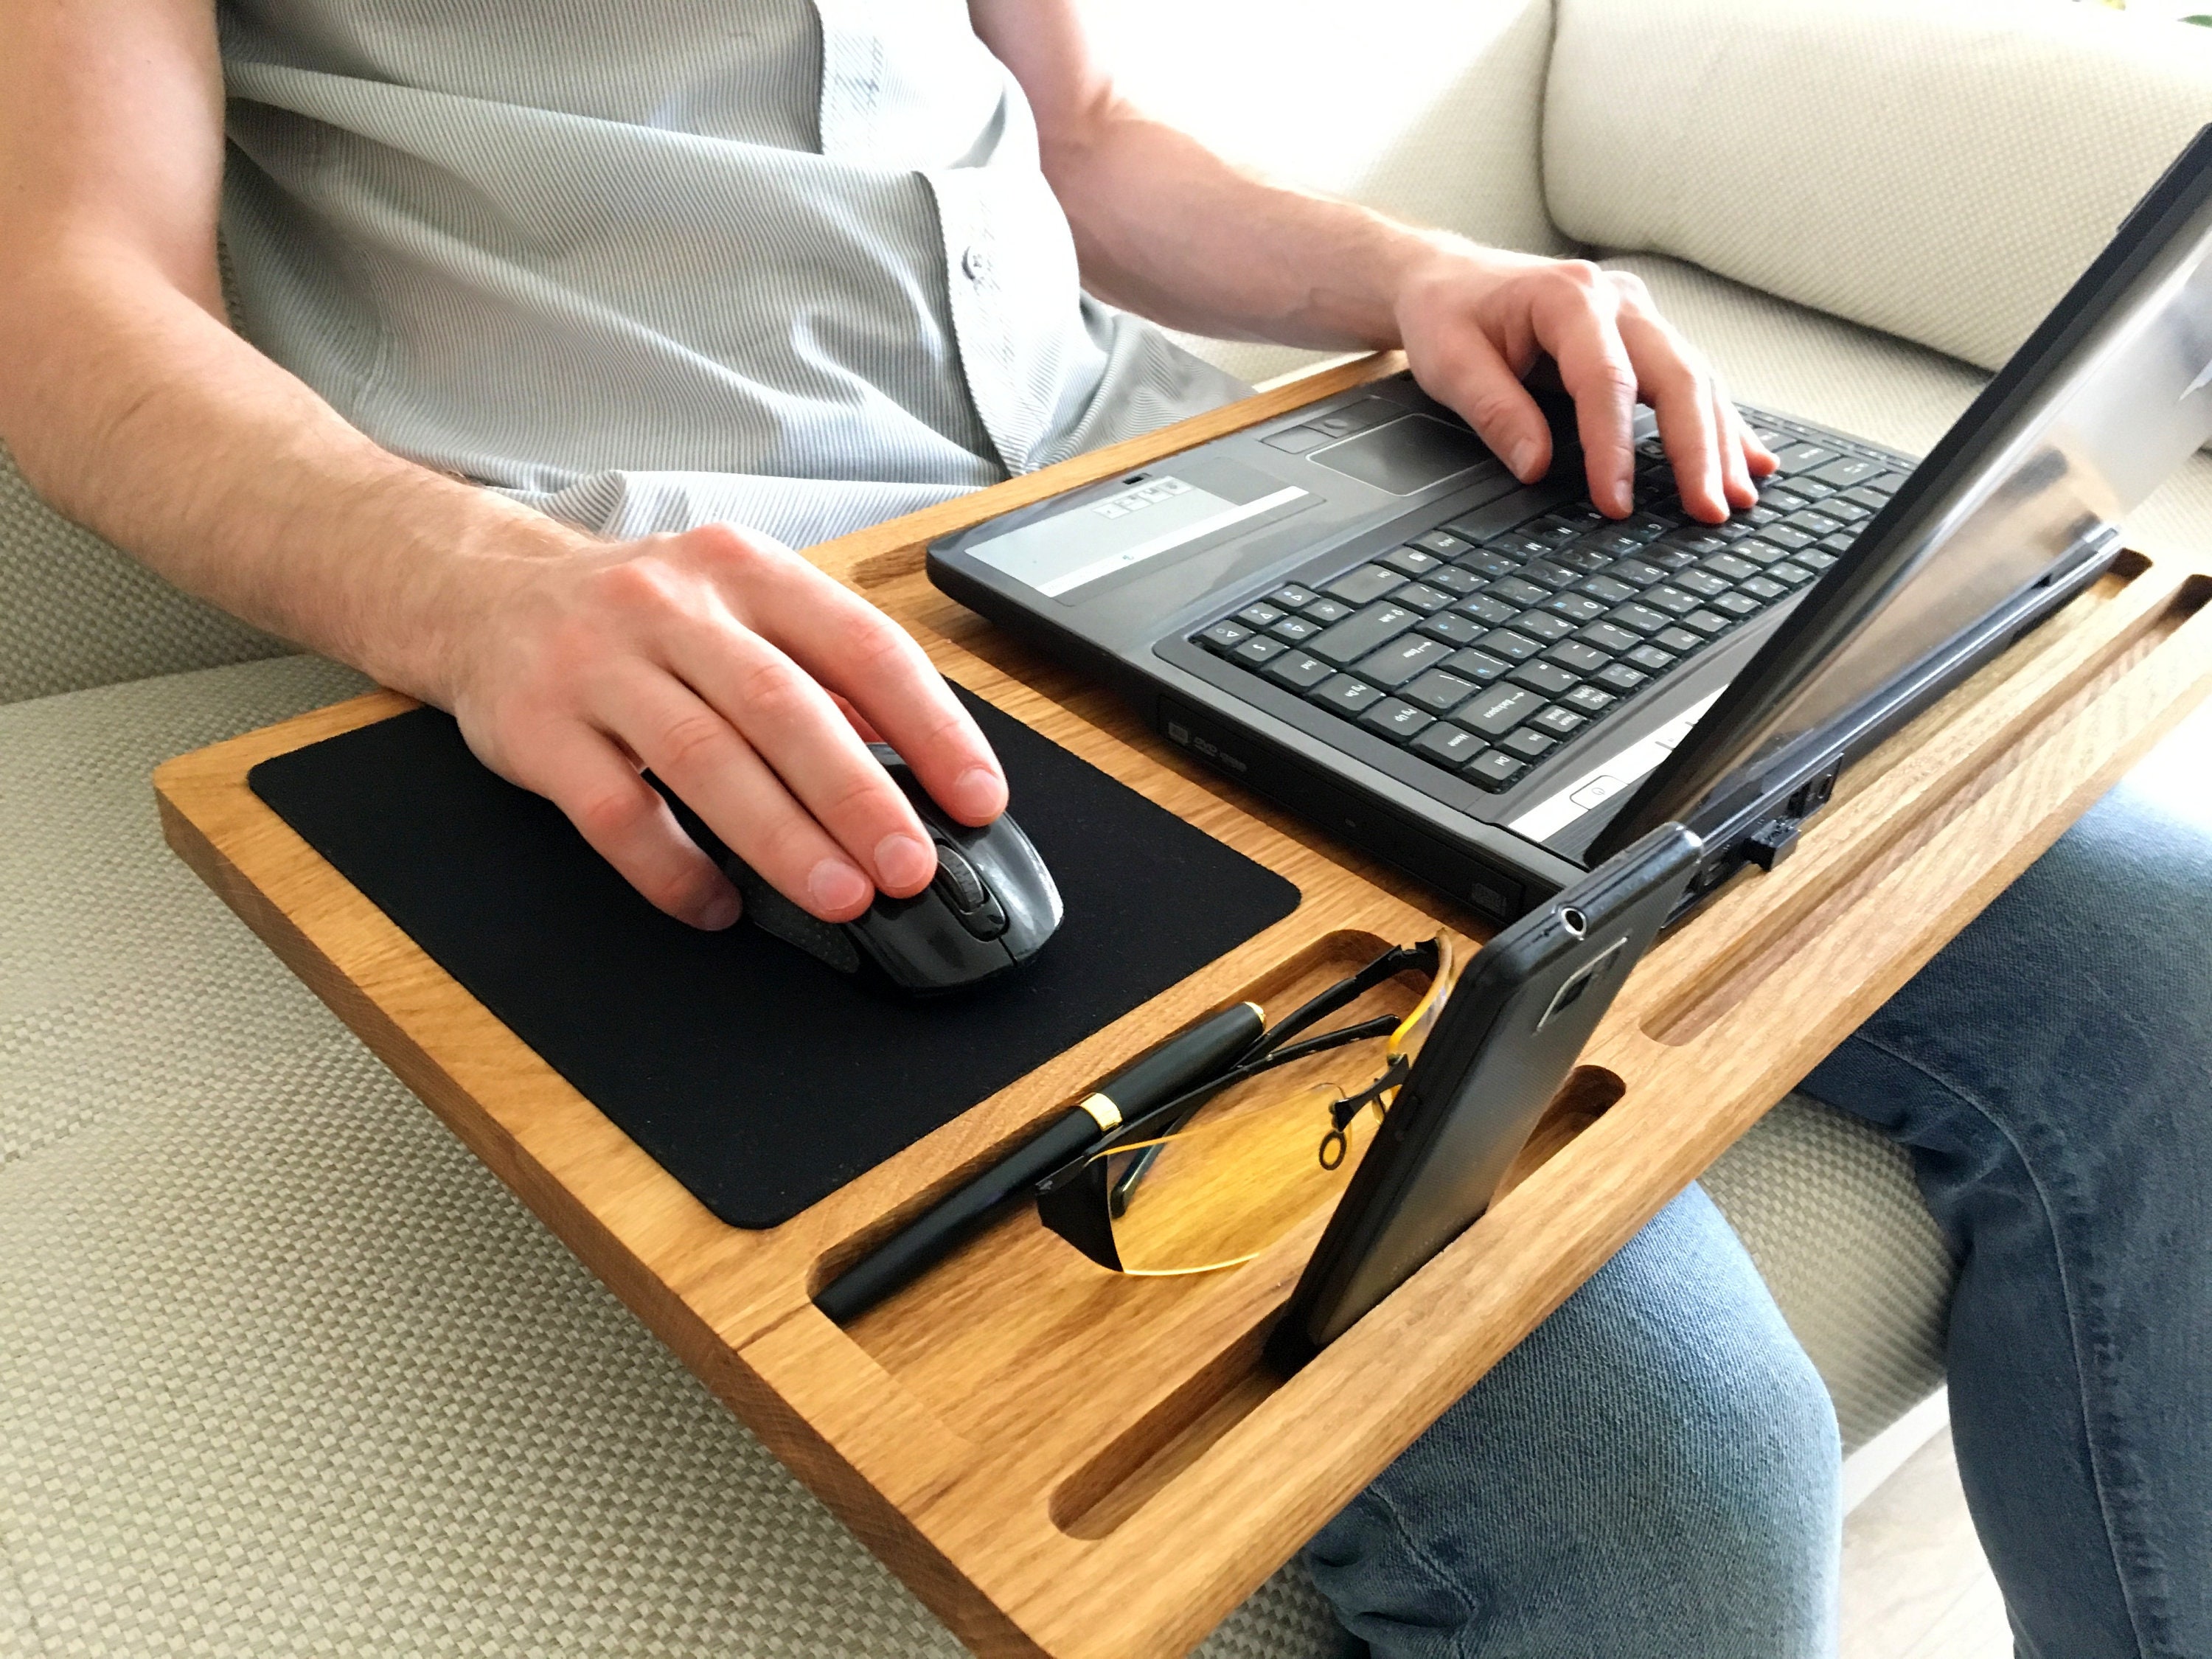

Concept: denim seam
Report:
left=1361, top=1483, right=1484, bottom=1658
left=1850, top=1028, right=2169, bottom=1659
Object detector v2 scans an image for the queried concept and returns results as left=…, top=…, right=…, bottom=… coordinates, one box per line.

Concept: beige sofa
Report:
left=6, top=1, right=2210, bottom=1652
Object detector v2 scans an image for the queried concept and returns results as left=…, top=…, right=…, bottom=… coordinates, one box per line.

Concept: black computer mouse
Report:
left=717, top=744, right=1062, bottom=995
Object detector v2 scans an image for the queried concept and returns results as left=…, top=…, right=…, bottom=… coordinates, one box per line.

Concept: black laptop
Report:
left=930, top=128, right=2212, bottom=923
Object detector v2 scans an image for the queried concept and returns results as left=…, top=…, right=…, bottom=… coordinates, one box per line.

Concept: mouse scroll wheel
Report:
left=929, top=841, right=990, bottom=911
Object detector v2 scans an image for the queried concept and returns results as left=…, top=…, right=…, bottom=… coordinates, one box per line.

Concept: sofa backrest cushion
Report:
left=1545, top=0, right=2212, bottom=372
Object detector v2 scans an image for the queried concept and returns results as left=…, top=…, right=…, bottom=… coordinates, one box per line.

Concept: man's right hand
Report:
left=443, top=522, right=1009, bottom=931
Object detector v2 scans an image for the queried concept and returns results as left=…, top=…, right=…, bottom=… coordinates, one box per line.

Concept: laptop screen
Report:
left=1591, top=125, right=2212, bottom=859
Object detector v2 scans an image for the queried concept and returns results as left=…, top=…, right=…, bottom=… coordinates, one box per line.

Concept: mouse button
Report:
left=929, top=840, right=989, bottom=911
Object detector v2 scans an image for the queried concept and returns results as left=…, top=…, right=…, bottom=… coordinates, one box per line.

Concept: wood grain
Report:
left=153, top=356, right=2212, bottom=1658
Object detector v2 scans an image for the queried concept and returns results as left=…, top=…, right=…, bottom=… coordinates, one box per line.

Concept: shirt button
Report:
left=961, top=246, right=990, bottom=281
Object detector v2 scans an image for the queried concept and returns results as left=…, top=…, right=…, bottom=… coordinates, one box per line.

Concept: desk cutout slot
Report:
left=1049, top=1064, right=1626, bottom=1540
left=1645, top=563, right=2211, bottom=1046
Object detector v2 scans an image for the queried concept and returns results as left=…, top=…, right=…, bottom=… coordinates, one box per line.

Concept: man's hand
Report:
left=1391, top=245, right=1772, bottom=524
left=445, top=524, right=1009, bottom=931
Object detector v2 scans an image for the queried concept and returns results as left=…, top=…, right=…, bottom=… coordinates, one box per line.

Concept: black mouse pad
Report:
left=248, top=693, right=1301, bottom=1228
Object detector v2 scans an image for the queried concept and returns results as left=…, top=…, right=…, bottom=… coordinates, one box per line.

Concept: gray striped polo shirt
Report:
left=216, top=0, right=1251, bottom=547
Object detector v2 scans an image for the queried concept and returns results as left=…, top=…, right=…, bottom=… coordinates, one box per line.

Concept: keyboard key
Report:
left=1770, top=441, right=1839, bottom=473
left=1402, top=669, right=1480, bottom=715
left=1545, top=591, right=1608, bottom=625
left=1417, top=611, right=1486, bottom=648
left=1234, top=602, right=1286, bottom=629
left=1326, top=565, right=1409, bottom=606
left=1478, top=627, right=1543, bottom=662
left=1841, top=485, right=1890, bottom=512
left=1792, top=510, right=1845, bottom=538
left=1712, top=591, right=1761, bottom=618
left=1594, top=663, right=1650, bottom=694
left=1654, top=625, right=1703, bottom=654
left=1263, top=650, right=1336, bottom=692
left=1391, top=582, right=1453, bottom=614
left=1411, top=529, right=1472, bottom=557
left=1577, top=529, right=1647, bottom=560
left=1625, top=514, right=1677, bottom=542
left=1811, top=455, right=1884, bottom=487
left=1800, top=548, right=1838, bottom=571
left=1664, top=532, right=1729, bottom=557
left=1488, top=577, right=1551, bottom=608
left=1701, top=552, right=1759, bottom=582
left=1519, top=560, right=1581, bottom=591
left=1760, top=523, right=1815, bottom=551
left=1359, top=698, right=1435, bottom=744
left=1781, top=474, right=1834, bottom=499
left=1643, top=585, right=1699, bottom=616
left=1579, top=622, right=1642, bottom=655
left=1270, top=585, right=1318, bottom=610
left=1352, top=633, right=1455, bottom=688
left=1579, top=574, right=1638, bottom=606
left=1624, top=644, right=1677, bottom=672
left=1454, top=551, right=1520, bottom=582
left=1545, top=639, right=1610, bottom=675
left=1739, top=574, right=1786, bottom=601
left=1310, top=602, right=1419, bottom=666
left=1409, top=722, right=1486, bottom=771
left=1514, top=611, right=1573, bottom=643
left=1464, top=749, right=1528, bottom=790
left=1457, top=593, right=1521, bottom=627
left=1770, top=560, right=1815, bottom=585
left=1509, top=660, right=1579, bottom=698
left=1644, top=546, right=1698, bottom=571
left=1199, top=620, right=1251, bottom=653
left=1381, top=545, right=1444, bottom=578
left=1820, top=532, right=1860, bottom=554
left=1304, top=596, right=1354, bottom=625
left=1441, top=647, right=1511, bottom=684
left=1501, top=728, right=1556, bottom=760
left=1735, top=538, right=1791, bottom=566
left=1528, top=516, right=1583, bottom=543
left=1871, top=471, right=1910, bottom=493
left=1744, top=505, right=1781, bottom=527
left=1488, top=535, right=1557, bottom=562
left=1681, top=609, right=1732, bottom=638
left=1269, top=614, right=1323, bottom=643
left=1459, top=685, right=1545, bottom=737
left=1607, top=558, right=1666, bottom=588
left=1309, top=674, right=1383, bottom=716
left=1562, top=684, right=1616, bottom=714
left=1551, top=546, right=1613, bottom=574
left=1674, top=568, right=1729, bottom=599
left=1757, top=484, right=1812, bottom=512
left=1427, top=565, right=1483, bottom=596
left=1231, top=636, right=1288, bottom=667
left=1605, top=602, right=1671, bottom=636
left=1530, top=705, right=1587, bottom=739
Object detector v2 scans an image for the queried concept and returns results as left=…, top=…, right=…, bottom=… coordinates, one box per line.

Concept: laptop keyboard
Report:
left=1192, top=428, right=1908, bottom=796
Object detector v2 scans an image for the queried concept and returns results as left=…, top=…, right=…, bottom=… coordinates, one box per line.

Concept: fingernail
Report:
left=953, top=765, right=1006, bottom=820
left=1509, top=439, right=1543, bottom=480
left=698, top=887, right=743, bottom=931
left=874, top=832, right=936, bottom=893
left=807, top=858, right=870, bottom=916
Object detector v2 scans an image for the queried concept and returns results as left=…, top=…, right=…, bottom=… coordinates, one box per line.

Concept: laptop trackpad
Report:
left=1312, top=415, right=1498, bottom=495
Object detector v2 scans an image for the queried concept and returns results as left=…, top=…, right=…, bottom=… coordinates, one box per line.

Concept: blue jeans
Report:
left=1305, top=752, right=2212, bottom=1658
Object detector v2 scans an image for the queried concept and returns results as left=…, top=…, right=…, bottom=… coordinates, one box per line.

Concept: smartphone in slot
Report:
left=1267, top=822, right=1705, bottom=1370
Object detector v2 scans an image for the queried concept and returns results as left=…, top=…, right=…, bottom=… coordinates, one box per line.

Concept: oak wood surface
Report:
left=154, top=355, right=2212, bottom=1658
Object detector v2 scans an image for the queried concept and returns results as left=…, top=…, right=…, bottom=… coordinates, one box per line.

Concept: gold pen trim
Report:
left=1074, top=1093, right=1123, bottom=1133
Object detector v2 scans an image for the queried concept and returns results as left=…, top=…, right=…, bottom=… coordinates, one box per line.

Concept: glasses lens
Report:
left=1093, top=1077, right=1381, bottom=1275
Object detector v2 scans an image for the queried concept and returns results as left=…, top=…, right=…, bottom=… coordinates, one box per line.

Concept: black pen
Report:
left=813, top=1001, right=1265, bottom=1324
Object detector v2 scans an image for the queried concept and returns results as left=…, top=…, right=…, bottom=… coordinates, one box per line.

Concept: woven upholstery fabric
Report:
left=0, top=446, right=291, bottom=709
left=0, top=655, right=1342, bottom=1658
left=1701, top=1095, right=1952, bottom=1453
left=1548, top=0, right=2212, bottom=373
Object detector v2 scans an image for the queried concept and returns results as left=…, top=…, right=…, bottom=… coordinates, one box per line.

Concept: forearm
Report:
left=1038, top=98, right=1460, bottom=349
left=0, top=248, right=585, bottom=703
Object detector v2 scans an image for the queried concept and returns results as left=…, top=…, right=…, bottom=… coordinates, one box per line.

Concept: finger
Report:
left=830, top=691, right=884, bottom=745
left=1735, top=397, right=1780, bottom=481
left=661, top=608, right=939, bottom=898
left=686, top=526, right=1008, bottom=824
left=607, top=665, right=879, bottom=922
left=1409, top=327, right=1556, bottom=484
left=523, top=723, right=743, bottom=930
left=1614, top=303, right=1728, bottom=524
left=1529, top=265, right=1639, bottom=516
left=1711, top=383, right=1759, bottom=510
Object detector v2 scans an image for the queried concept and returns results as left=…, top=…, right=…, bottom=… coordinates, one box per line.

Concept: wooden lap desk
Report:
left=153, top=355, right=2212, bottom=1658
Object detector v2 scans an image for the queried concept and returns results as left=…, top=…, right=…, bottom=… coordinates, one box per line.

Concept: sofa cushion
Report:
left=0, top=655, right=1342, bottom=1658
left=1548, top=0, right=2212, bottom=373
